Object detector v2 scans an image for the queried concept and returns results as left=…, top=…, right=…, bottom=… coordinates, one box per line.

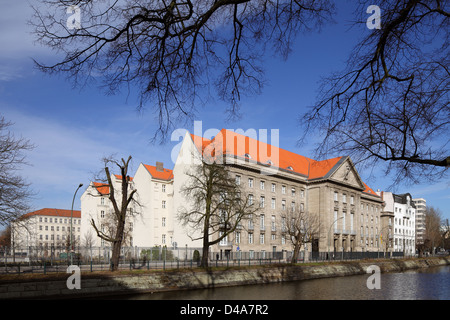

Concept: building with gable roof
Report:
left=172, top=129, right=385, bottom=259
left=80, top=162, right=174, bottom=249
left=377, top=191, right=416, bottom=256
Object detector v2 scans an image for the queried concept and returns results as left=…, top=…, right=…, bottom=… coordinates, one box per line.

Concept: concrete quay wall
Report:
left=0, top=257, right=448, bottom=299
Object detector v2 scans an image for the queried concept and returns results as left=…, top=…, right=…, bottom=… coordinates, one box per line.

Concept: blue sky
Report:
left=0, top=0, right=448, bottom=225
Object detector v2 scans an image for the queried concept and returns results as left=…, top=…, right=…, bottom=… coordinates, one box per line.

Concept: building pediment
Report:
left=327, top=157, right=366, bottom=190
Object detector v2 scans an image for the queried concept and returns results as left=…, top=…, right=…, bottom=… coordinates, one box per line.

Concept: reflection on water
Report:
left=113, top=265, right=450, bottom=300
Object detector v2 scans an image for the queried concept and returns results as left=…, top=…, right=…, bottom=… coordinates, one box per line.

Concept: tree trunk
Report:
left=291, top=241, right=301, bottom=264
left=110, top=217, right=125, bottom=271
left=200, top=242, right=209, bottom=268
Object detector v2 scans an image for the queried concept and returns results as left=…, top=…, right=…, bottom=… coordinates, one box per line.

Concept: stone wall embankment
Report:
left=0, top=256, right=448, bottom=299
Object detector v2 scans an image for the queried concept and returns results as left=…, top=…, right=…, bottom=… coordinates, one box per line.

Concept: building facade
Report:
left=378, top=192, right=416, bottom=256
left=172, top=129, right=385, bottom=259
left=11, top=208, right=81, bottom=258
left=80, top=162, right=174, bottom=249
left=413, top=198, right=426, bottom=246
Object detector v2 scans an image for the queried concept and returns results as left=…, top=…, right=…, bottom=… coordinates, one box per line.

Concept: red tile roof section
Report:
left=23, top=208, right=81, bottom=219
left=114, top=175, right=134, bottom=181
left=93, top=182, right=110, bottom=195
left=143, top=164, right=174, bottom=180
left=190, top=129, right=379, bottom=197
left=363, top=183, right=379, bottom=197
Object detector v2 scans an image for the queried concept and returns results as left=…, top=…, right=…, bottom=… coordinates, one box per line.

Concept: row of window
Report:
left=236, top=175, right=305, bottom=197
left=248, top=195, right=304, bottom=211
left=39, top=234, right=80, bottom=241
left=39, top=225, right=79, bottom=232
left=38, top=217, right=81, bottom=224
left=333, top=191, right=382, bottom=214
left=220, top=231, right=287, bottom=246
left=395, top=218, right=414, bottom=227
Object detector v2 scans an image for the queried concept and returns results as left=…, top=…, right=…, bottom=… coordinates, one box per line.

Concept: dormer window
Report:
left=244, top=153, right=252, bottom=159
left=287, top=166, right=293, bottom=171
left=266, top=160, right=273, bottom=165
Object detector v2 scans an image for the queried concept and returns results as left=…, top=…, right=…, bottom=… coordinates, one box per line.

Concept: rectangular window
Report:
left=271, top=198, right=276, bottom=209
left=260, top=180, right=265, bottom=190
left=235, top=175, right=241, bottom=185
left=248, top=194, right=254, bottom=206
left=162, top=184, right=166, bottom=192
left=260, top=234, right=265, bottom=244
left=271, top=183, right=276, bottom=192
left=260, top=196, right=265, bottom=208
left=334, top=192, right=338, bottom=201
left=162, top=200, right=166, bottom=208
left=248, top=178, right=254, bottom=188
left=248, top=233, right=253, bottom=244
left=235, top=231, right=241, bottom=244
left=282, top=185, right=286, bottom=194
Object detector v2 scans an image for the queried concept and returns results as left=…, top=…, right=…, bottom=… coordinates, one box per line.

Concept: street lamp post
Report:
left=70, top=183, right=83, bottom=265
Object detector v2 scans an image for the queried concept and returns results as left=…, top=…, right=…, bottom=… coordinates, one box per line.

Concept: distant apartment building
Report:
left=413, top=198, right=426, bottom=246
left=11, top=208, right=81, bottom=257
left=378, top=192, right=416, bottom=256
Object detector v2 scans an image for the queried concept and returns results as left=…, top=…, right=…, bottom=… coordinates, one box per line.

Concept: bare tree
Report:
left=89, top=155, right=139, bottom=271
left=31, top=0, right=334, bottom=140
left=0, top=115, right=35, bottom=227
left=301, top=0, right=449, bottom=185
left=424, top=206, right=443, bottom=254
left=280, top=206, right=320, bottom=263
left=178, top=159, right=259, bottom=268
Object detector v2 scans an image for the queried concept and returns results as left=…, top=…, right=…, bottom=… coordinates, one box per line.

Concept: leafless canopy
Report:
left=280, top=206, right=320, bottom=263
left=89, top=155, right=139, bottom=270
left=31, top=0, right=334, bottom=140
left=0, top=116, right=35, bottom=226
left=178, top=157, right=259, bottom=267
left=301, top=0, right=449, bottom=186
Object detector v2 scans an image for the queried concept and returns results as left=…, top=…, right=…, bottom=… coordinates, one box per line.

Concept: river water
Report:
left=116, top=265, right=449, bottom=300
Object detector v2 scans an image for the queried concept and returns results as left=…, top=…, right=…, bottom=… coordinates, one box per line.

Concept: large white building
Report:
left=378, top=192, right=416, bottom=256
left=80, top=162, right=174, bottom=249
left=11, top=208, right=81, bottom=258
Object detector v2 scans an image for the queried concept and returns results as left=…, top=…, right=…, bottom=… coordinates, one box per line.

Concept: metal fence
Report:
left=0, top=245, right=405, bottom=275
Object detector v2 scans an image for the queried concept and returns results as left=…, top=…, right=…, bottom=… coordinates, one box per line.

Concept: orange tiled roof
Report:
left=114, top=174, right=134, bottom=181
left=93, top=182, right=109, bottom=195
left=23, top=208, right=81, bottom=219
left=143, top=164, right=174, bottom=180
left=363, top=182, right=379, bottom=197
left=189, top=129, right=379, bottom=197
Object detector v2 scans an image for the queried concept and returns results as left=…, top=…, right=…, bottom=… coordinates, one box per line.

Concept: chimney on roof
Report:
left=156, top=161, right=164, bottom=172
